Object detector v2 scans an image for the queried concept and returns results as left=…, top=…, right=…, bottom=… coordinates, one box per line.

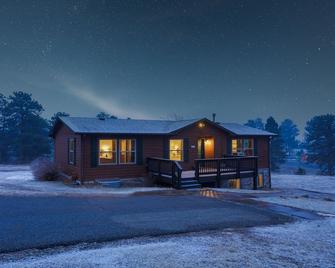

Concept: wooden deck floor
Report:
left=181, top=169, right=255, bottom=179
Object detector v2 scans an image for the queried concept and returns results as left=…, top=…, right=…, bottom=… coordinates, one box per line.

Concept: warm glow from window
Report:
left=258, top=174, right=264, bottom=187
left=169, top=139, right=183, bottom=161
left=119, top=139, right=136, bottom=164
left=99, top=139, right=117, bottom=164
left=229, top=179, right=241, bottom=189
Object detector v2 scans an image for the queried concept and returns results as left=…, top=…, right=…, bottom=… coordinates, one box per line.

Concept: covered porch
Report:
left=147, top=156, right=259, bottom=190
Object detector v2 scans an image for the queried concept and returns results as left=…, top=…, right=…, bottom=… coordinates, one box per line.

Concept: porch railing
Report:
left=147, top=157, right=183, bottom=188
left=194, top=156, right=258, bottom=189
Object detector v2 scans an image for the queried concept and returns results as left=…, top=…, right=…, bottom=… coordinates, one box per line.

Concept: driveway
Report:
left=0, top=193, right=290, bottom=253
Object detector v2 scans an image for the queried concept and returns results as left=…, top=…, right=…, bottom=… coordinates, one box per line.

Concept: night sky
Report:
left=0, top=0, right=334, bottom=130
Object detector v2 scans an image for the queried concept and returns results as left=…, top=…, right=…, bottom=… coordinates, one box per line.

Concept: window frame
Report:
left=118, top=139, right=137, bottom=165
left=169, top=139, right=184, bottom=161
left=98, top=139, right=118, bottom=166
left=231, top=138, right=254, bottom=156
left=68, top=138, right=76, bottom=165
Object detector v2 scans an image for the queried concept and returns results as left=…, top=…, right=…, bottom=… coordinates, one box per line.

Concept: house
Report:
left=50, top=116, right=275, bottom=189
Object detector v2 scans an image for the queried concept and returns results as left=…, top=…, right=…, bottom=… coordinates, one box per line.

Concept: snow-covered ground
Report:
left=1, top=166, right=335, bottom=267
left=272, top=173, right=335, bottom=194
left=1, top=218, right=334, bottom=268
left=0, top=165, right=170, bottom=196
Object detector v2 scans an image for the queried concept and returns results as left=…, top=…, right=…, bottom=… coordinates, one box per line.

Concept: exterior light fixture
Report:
left=198, top=122, right=205, bottom=128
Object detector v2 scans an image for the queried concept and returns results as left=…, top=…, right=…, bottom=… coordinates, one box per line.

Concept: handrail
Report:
left=194, top=156, right=258, bottom=189
left=147, top=157, right=183, bottom=188
left=195, top=156, right=258, bottom=161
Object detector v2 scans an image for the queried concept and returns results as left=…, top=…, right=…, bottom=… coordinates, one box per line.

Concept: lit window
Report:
left=119, top=139, right=136, bottom=164
left=68, top=138, right=75, bottom=165
left=258, top=174, right=264, bottom=187
left=169, top=139, right=183, bottom=161
left=232, top=138, right=254, bottom=156
left=229, top=179, right=240, bottom=189
left=99, top=139, right=117, bottom=165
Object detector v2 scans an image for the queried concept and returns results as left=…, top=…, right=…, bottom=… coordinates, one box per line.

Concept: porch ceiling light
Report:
left=198, top=122, right=205, bottom=128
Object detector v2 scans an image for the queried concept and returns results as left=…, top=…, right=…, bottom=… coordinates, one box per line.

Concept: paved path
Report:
left=0, top=193, right=290, bottom=253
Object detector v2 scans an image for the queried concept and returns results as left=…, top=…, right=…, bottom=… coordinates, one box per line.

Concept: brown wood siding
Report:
left=54, top=124, right=81, bottom=178
left=256, top=136, right=270, bottom=168
left=81, top=135, right=164, bottom=180
left=53, top=121, right=270, bottom=180
left=171, top=122, right=228, bottom=170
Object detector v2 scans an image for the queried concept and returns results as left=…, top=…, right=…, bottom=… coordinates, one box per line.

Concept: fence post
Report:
left=236, top=158, right=240, bottom=178
left=253, top=157, right=258, bottom=190
left=195, top=160, right=199, bottom=179
left=216, top=159, right=220, bottom=187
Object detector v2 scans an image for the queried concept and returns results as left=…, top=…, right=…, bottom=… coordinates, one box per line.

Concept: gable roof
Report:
left=219, top=123, right=275, bottom=136
left=54, top=117, right=201, bottom=135
left=51, top=116, right=275, bottom=137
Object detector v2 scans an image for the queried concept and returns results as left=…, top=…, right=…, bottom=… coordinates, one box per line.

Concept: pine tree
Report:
left=50, top=112, right=70, bottom=128
left=5, top=91, right=50, bottom=163
left=96, top=112, right=117, bottom=119
left=265, top=116, right=286, bottom=170
left=279, top=119, right=299, bottom=156
left=245, top=118, right=264, bottom=130
left=305, top=114, right=335, bottom=175
left=0, top=94, right=8, bottom=163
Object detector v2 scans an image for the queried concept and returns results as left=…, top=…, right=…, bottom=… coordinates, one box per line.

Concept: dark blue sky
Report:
left=0, top=0, right=334, bottom=130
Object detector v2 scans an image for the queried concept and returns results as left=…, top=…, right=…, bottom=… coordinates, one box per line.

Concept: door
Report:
left=197, top=138, right=214, bottom=159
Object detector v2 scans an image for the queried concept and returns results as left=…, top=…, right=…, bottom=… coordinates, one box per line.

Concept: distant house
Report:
left=50, top=117, right=275, bottom=189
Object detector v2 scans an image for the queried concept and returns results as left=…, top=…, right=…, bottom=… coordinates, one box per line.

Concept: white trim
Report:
left=68, top=138, right=75, bottom=165
left=169, top=139, right=184, bottom=161
left=119, top=139, right=136, bottom=165
left=98, top=139, right=118, bottom=166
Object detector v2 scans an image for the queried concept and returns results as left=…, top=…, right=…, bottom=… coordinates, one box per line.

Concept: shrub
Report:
left=295, top=167, right=306, bottom=175
left=30, top=157, right=60, bottom=181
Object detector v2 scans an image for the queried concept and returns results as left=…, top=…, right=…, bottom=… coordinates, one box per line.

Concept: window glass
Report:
left=119, top=139, right=136, bottom=164
left=99, top=139, right=117, bottom=164
left=231, top=138, right=254, bottom=156
left=169, top=139, right=183, bottom=161
left=68, top=138, right=75, bottom=165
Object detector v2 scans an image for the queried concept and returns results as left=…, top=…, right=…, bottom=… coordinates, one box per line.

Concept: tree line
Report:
left=0, top=91, right=334, bottom=175
left=245, top=116, right=335, bottom=175
left=0, top=91, right=118, bottom=164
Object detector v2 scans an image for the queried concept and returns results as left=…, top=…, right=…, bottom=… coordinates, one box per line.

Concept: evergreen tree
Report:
left=5, top=91, right=50, bottom=163
left=245, top=118, right=264, bottom=130
left=0, top=94, right=8, bottom=162
left=50, top=112, right=70, bottom=127
left=265, top=116, right=286, bottom=170
left=96, top=112, right=117, bottom=119
left=279, top=119, right=299, bottom=155
left=305, top=114, right=335, bottom=175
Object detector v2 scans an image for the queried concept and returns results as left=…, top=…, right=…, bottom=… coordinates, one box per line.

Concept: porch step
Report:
left=179, top=179, right=201, bottom=189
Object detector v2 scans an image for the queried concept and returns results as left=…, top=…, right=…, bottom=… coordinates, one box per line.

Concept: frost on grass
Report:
left=1, top=218, right=334, bottom=268
left=272, top=173, right=335, bottom=194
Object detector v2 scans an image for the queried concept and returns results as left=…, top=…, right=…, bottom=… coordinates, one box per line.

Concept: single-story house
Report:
left=50, top=116, right=275, bottom=189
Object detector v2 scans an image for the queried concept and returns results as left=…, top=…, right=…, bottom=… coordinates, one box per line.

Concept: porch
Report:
left=147, top=156, right=259, bottom=190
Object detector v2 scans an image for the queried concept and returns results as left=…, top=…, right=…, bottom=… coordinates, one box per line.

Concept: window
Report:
left=232, top=138, right=254, bottom=156
left=119, top=139, right=136, bottom=164
left=99, top=139, right=117, bottom=165
left=229, top=179, right=240, bottom=189
left=68, top=138, right=75, bottom=165
left=169, top=139, right=183, bottom=161
left=258, top=174, right=264, bottom=187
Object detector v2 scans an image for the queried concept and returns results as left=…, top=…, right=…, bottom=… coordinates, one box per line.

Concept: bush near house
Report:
left=31, top=157, right=60, bottom=181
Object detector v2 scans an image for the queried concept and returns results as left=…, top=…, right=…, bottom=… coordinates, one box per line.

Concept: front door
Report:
left=197, top=138, right=214, bottom=159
